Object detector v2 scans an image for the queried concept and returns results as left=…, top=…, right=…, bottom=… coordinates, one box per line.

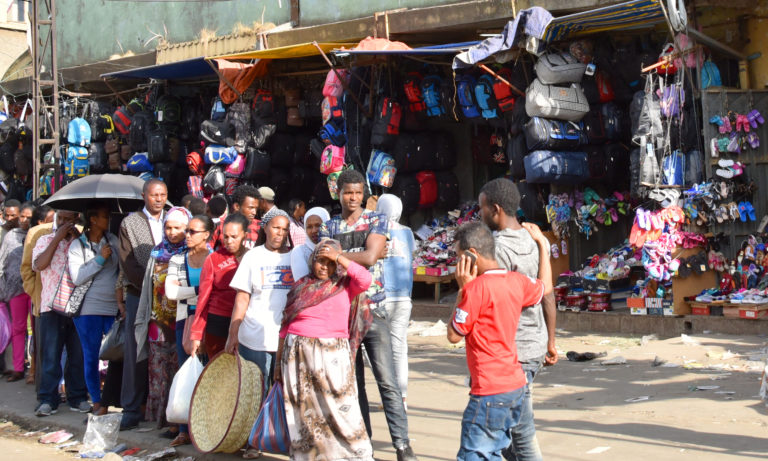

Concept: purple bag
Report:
left=0, top=303, right=11, bottom=354
left=658, top=84, right=684, bottom=119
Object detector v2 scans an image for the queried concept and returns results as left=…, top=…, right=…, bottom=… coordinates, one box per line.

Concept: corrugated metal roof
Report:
left=156, top=30, right=263, bottom=65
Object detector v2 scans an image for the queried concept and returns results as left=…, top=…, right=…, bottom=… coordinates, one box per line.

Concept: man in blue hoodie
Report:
left=479, top=178, right=558, bottom=461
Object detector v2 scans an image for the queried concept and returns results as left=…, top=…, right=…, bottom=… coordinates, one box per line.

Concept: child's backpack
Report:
left=322, top=69, right=349, bottom=98
left=367, top=149, right=397, bottom=188
left=455, top=75, right=481, bottom=119
left=319, top=120, right=346, bottom=147
left=320, top=145, right=345, bottom=175
left=421, top=75, right=445, bottom=117
left=474, top=75, right=499, bottom=119
left=65, top=146, right=90, bottom=177
left=321, top=96, right=344, bottom=124
left=67, top=118, right=91, bottom=147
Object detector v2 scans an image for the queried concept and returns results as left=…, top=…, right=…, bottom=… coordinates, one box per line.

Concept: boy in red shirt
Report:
left=447, top=221, right=553, bottom=460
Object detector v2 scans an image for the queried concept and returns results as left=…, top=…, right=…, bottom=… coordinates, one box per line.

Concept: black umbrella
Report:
left=44, top=174, right=159, bottom=213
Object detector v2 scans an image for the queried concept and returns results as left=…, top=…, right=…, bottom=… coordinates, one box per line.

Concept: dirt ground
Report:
left=0, top=328, right=766, bottom=460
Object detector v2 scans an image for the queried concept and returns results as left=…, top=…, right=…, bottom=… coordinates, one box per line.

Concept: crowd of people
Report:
left=0, top=172, right=557, bottom=461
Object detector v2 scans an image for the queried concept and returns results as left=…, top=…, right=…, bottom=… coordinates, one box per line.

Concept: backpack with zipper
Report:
left=320, top=145, right=345, bottom=175
left=390, top=174, right=420, bottom=214
left=225, top=102, right=252, bottom=153
left=492, top=68, right=517, bottom=113
left=66, top=146, right=90, bottom=178
left=323, top=69, right=349, bottom=98
left=200, top=120, right=235, bottom=146
left=112, top=106, right=132, bottom=136
left=153, top=162, right=174, bottom=182
left=156, top=94, right=182, bottom=128
left=252, top=89, right=275, bottom=123
left=13, top=144, right=32, bottom=177
left=129, top=111, right=153, bottom=152
left=474, top=75, right=499, bottom=119
left=415, top=171, right=438, bottom=208
left=203, top=165, right=226, bottom=193
left=210, top=96, right=226, bottom=121
left=67, top=118, right=92, bottom=147
left=0, top=142, right=15, bottom=174
left=506, top=134, right=527, bottom=180
left=421, top=75, right=445, bottom=117
left=455, top=75, right=481, bottom=119
left=321, top=96, right=344, bottom=124
left=435, top=170, right=460, bottom=209
left=147, top=128, right=170, bottom=163
left=88, top=142, right=108, bottom=173
left=524, top=150, right=589, bottom=184
left=524, top=117, right=586, bottom=150
left=370, top=97, right=402, bottom=149
left=187, top=175, right=204, bottom=199
left=367, top=149, right=397, bottom=188
left=126, top=152, right=152, bottom=173
left=319, top=120, right=346, bottom=147
left=86, top=101, right=114, bottom=142
left=404, top=72, right=427, bottom=113
left=186, top=151, right=206, bottom=175
left=225, top=154, right=245, bottom=178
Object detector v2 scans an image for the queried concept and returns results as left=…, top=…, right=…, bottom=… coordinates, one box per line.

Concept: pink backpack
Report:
left=225, top=154, right=245, bottom=177
left=322, top=69, right=349, bottom=98
left=320, top=145, right=345, bottom=175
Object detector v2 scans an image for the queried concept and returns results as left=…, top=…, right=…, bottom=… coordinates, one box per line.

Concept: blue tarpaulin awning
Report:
left=100, top=57, right=217, bottom=80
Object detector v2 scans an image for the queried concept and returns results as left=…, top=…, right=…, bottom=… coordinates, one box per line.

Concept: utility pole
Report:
left=30, top=0, right=60, bottom=200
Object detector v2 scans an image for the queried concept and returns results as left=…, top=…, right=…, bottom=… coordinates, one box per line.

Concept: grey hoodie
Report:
left=494, top=228, right=548, bottom=363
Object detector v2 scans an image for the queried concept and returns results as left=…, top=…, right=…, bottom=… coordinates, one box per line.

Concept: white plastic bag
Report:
left=166, top=354, right=203, bottom=423
left=80, top=413, right=122, bottom=454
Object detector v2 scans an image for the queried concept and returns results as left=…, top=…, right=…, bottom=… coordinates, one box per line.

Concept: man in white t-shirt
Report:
left=227, top=208, right=293, bottom=389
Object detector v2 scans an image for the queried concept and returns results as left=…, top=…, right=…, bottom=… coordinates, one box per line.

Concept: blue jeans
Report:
left=238, top=344, right=275, bottom=396
left=120, top=293, right=148, bottom=421
left=73, top=315, right=115, bottom=404
left=175, top=319, right=190, bottom=434
left=356, top=314, right=410, bottom=449
left=503, top=361, right=544, bottom=461
left=457, top=387, right=526, bottom=461
left=37, top=312, right=88, bottom=409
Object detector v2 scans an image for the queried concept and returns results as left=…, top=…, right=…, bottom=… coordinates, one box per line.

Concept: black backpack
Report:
left=434, top=133, right=457, bottom=170
left=225, top=102, right=252, bottom=153
left=153, top=162, right=174, bottom=182
left=129, top=111, right=153, bottom=152
left=242, top=147, right=270, bottom=181
left=507, top=134, right=527, bottom=180
left=200, top=120, right=235, bottom=146
left=0, top=118, right=19, bottom=145
left=147, top=129, right=170, bottom=163
left=156, top=94, right=182, bottom=127
left=85, top=101, right=114, bottom=142
left=179, top=98, right=203, bottom=142
left=435, top=170, right=460, bottom=210
left=267, top=132, right=296, bottom=169
left=13, top=144, right=32, bottom=177
left=370, top=97, right=402, bottom=150
left=88, top=142, right=108, bottom=173
left=390, top=174, right=420, bottom=215
left=0, top=142, right=16, bottom=174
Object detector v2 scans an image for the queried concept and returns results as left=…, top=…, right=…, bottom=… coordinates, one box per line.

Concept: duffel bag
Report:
left=367, top=149, right=397, bottom=188
left=583, top=102, right=625, bottom=144
left=524, top=117, right=586, bottom=150
left=204, top=144, right=237, bottom=165
left=200, top=120, right=235, bottom=146
left=534, top=52, right=586, bottom=85
left=435, top=170, right=460, bottom=210
left=126, top=152, right=152, bottom=173
left=525, top=78, right=589, bottom=122
left=524, top=151, right=589, bottom=184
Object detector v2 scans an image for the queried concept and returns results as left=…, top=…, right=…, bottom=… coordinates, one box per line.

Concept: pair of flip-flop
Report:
left=715, top=159, right=744, bottom=178
left=737, top=201, right=756, bottom=222
left=648, top=188, right=680, bottom=207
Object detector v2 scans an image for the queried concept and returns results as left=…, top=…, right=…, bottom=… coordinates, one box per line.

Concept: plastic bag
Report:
left=248, top=382, right=290, bottom=454
left=80, top=413, right=122, bottom=455
left=99, top=317, right=124, bottom=362
left=0, top=302, right=11, bottom=354
left=166, top=354, right=203, bottom=423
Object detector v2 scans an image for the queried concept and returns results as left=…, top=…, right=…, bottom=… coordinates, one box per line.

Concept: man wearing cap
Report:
left=257, top=186, right=277, bottom=218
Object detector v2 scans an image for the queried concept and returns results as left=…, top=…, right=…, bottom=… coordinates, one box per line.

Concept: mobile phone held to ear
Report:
left=463, top=250, right=477, bottom=269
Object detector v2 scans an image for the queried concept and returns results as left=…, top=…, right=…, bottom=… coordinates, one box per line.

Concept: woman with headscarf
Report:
left=275, top=238, right=373, bottom=460
left=289, top=206, right=330, bottom=281
left=164, top=214, right=214, bottom=447
left=188, top=213, right=249, bottom=358
left=376, top=194, right=416, bottom=408
left=135, top=206, right=189, bottom=433
left=226, top=208, right=292, bottom=390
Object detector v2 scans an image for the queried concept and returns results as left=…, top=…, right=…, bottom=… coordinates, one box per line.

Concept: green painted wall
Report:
left=56, top=0, right=290, bottom=68
left=298, top=0, right=465, bottom=26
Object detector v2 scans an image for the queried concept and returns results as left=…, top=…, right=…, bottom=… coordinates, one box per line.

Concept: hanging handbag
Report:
left=51, top=241, right=92, bottom=317
left=99, top=317, right=125, bottom=361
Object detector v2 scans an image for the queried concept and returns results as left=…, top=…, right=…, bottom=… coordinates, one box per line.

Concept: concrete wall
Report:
left=54, top=0, right=290, bottom=68
left=299, top=0, right=464, bottom=26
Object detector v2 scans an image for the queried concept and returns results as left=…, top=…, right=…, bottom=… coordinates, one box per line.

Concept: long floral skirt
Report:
left=145, top=339, right=177, bottom=428
left=282, top=334, right=373, bottom=461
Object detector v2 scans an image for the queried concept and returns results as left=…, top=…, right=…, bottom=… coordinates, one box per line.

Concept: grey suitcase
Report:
left=525, top=78, right=590, bottom=122
left=535, top=52, right=586, bottom=84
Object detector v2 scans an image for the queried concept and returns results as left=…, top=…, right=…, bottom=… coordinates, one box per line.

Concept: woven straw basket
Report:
left=189, top=352, right=263, bottom=453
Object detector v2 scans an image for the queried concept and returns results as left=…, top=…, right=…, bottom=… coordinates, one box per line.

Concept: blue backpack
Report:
left=210, top=96, right=227, bottom=121
left=65, top=146, right=89, bottom=177
left=205, top=144, right=238, bottom=165
left=421, top=76, right=445, bottom=117
left=67, top=118, right=91, bottom=147
left=319, top=120, right=346, bottom=147
left=701, top=60, right=722, bottom=89
left=474, top=75, right=499, bottom=119
left=455, top=75, right=480, bottom=119
left=367, top=149, right=397, bottom=188
left=126, top=152, right=153, bottom=173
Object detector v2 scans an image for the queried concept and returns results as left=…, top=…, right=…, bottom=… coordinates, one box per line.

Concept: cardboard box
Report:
left=738, top=304, right=768, bottom=319
left=425, top=267, right=448, bottom=276
left=627, top=297, right=645, bottom=308
left=414, top=267, right=426, bottom=276
left=663, top=306, right=675, bottom=316
left=671, top=249, right=718, bottom=315
left=723, top=306, right=740, bottom=318
left=630, top=307, right=647, bottom=315
left=647, top=299, right=672, bottom=316
left=690, top=302, right=711, bottom=315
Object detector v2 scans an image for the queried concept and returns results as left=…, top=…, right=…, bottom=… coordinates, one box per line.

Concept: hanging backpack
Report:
left=252, top=89, right=275, bottom=123
left=524, top=151, right=589, bottom=184
left=88, top=142, right=108, bottom=173
left=321, top=96, right=344, bottom=124
left=492, top=68, right=517, bottom=113
left=65, top=146, right=90, bottom=178
left=67, top=118, right=92, bottom=147
left=153, top=162, right=174, bottom=182
left=525, top=78, right=590, bottom=122
left=126, top=152, right=152, bottom=173
left=112, top=106, right=132, bottom=136
left=200, top=120, right=235, bottom=146
left=474, top=75, right=499, bottom=120
left=534, top=52, right=587, bottom=84
left=86, top=101, right=114, bottom=142
left=404, top=72, right=427, bottom=113
left=327, top=170, right=342, bottom=201
left=320, top=145, right=345, bottom=175
left=210, top=96, right=226, bottom=121
left=370, top=98, right=402, bottom=149
left=415, top=171, right=438, bottom=208
left=662, top=150, right=685, bottom=186
left=225, top=102, right=252, bottom=153
left=455, top=75, right=481, bottom=119
left=203, top=165, right=226, bottom=193
left=322, top=69, right=349, bottom=98
left=0, top=142, right=15, bottom=174
left=204, top=144, right=238, bottom=165
left=420, top=75, right=445, bottom=117
left=186, top=151, right=206, bottom=175
left=187, top=175, right=204, bottom=199
left=319, top=120, right=346, bottom=147
left=242, top=147, right=271, bottom=181
left=129, top=111, right=153, bottom=152
left=435, top=170, right=460, bottom=209
left=390, top=174, right=420, bottom=215
left=367, top=149, right=397, bottom=188
left=156, top=94, right=182, bottom=128
left=127, top=98, right=144, bottom=115
left=506, top=134, right=527, bottom=180
left=13, top=144, right=32, bottom=177
left=701, top=60, right=722, bottom=89
left=147, top=129, right=170, bottom=163
left=225, top=154, right=246, bottom=178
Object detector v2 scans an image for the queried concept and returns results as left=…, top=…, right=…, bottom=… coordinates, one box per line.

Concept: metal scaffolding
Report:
left=30, top=0, right=59, bottom=200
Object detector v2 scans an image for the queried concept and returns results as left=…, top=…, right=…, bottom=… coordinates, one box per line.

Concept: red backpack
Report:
left=112, top=107, right=132, bottom=136
left=492, top=68, right=516, bottom=113
left=404, top=72, right=426, bottom=113
left=415, top=170, right=438, bottom=208
left=186, top=151, right=206, bottom=175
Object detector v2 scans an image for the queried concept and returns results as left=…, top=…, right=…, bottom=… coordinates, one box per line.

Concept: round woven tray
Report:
left=189, top=352, right=263, bottom=453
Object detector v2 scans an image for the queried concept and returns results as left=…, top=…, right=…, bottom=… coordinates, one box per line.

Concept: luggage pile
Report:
left=0, top=99, right=34, bottom=201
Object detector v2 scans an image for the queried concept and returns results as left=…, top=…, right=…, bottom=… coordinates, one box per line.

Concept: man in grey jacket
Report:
left=479, top=178, right=558, bottom=461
